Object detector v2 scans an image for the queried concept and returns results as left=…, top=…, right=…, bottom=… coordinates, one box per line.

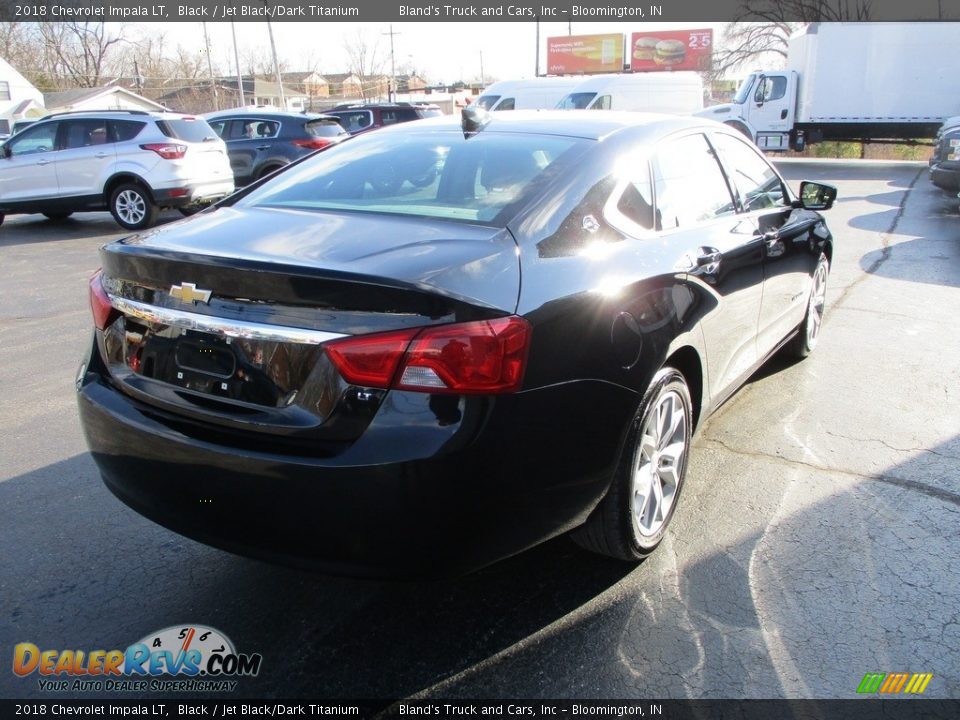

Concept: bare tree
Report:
left=709, top=22, right=800, bottom=80
left=37, top=22, right=126, bottom=88
left=734, top=0, right=873, bottom=23
left=342, top=28, right=385, bottom=100
left=0, top=23, right=55, bottom=90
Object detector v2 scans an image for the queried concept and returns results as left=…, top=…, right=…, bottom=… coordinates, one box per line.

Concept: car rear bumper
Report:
left=153, top=180, right=235, bottom=207
left=77, top=341, right=637, bottom=578
left=930, top=163, right=960, bottom=192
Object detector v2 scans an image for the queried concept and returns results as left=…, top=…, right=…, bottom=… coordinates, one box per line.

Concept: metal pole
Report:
left=231, top=19, right=244, bottom=107
left=535, top=20, right=540, bottom=78
left=479, top=50, right=484, bottom=85
left=383, top=25, right=400, bottom=102
left=202, top=22, right=219, bottom=111
left=265, top=17, right=286, bottom=109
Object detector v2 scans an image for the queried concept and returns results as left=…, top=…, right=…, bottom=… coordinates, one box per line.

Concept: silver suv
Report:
left=0, top=110, right=234, bottom=230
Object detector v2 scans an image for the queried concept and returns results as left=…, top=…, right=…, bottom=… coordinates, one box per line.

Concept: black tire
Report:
left=572, top=367, right=693, bottom=561
left=43, top=211, right=74, bottom=221
left=787, top=253, right=829, bottom=359
left=178, top=206, right=203, bottom=217
left=725, top=120, right=753, bottom=142
left=0, top=213, right=5, bottom=227
left=257, top=164, right=285, bottom=181
left=108, top=183, right=159, bottom=231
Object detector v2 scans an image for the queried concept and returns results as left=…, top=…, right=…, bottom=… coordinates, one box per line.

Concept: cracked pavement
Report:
left=1, top=161, right=958, bottom=701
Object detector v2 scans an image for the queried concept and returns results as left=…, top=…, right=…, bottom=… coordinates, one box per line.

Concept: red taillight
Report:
left=89, top=270, right=117, bottom=330
left=292, top=138, right=334, bottom=150
left=324, top=317, right=531, bottom=395
left=140, top=143, right=187, bottom=160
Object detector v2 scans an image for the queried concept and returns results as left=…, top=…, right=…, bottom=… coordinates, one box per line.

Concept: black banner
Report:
left=0, top=0, right=958, bottom=22
left=2, top=700, right=960, bottom=719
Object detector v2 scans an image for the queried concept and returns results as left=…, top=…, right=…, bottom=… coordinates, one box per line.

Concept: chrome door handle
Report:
left=255, top=145, right=271, bottom=150
left=94, top=152, right=108, bottom=159
left=36, top=159, right=50, bottom=166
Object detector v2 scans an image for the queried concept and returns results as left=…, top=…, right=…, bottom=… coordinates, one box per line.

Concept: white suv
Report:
left=0, top=110, right=234, bottom=230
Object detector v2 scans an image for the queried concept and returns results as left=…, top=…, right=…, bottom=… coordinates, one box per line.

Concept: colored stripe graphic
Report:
left=904, top=673, right=933, bottom=694
left=857, top=673, right=885, bottom=693
left=858, top=672, right=932, bottom=694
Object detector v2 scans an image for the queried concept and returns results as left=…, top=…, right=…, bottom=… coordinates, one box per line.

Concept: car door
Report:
left=0, top=121, right=60, bottom=203
left=651, top=132, right=765, bottom=400
left=222, top=118, right=271, bottom=185
left=709, top=131, right=820, bottom=356
left=55, top=119, right=117, bottom=199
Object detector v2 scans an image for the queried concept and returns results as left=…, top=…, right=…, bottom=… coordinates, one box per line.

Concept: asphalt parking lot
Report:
left=1, top=160, right=958, bottom=701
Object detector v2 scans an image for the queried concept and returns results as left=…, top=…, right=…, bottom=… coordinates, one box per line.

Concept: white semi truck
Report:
left=697, top=22, right=960, bottom=151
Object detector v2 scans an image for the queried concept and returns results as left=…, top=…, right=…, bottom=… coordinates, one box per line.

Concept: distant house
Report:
left=279, top=71, right=329, bottom=99
left=397, top=74, right=429, bottom=93
left=215, top=76, right=308, bottom=112
left=0, top=58, right=45, bottom=135
left=43, top=86, right=166, bottom=115
left=157, top=83, right=246, bottom=115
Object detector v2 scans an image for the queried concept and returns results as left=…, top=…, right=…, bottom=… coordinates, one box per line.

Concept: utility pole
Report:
left=383, top=25, right=400, bottom=102
left=202, top=22, right=220, bottom=111
left=264, top=11, right=286, bottom=109
left=479, top=50, right=484, bottom=85
left=535, top=19, right=540, bottom=77
left=231, top=19, right=244, bottom=107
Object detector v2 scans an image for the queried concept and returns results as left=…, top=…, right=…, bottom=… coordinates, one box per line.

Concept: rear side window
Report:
left=616, top=167, right=655, bottom=231
left=306, top=119, right=348, bottom=138
left=332, top=111, right=372, bottom=133
left=156, top=118, right=218, bottom=143
left=653, top=134, right=737, bottom=230
left=110, top=120, right=146, bottom=142
left=61, top=119, right=110, bottom=149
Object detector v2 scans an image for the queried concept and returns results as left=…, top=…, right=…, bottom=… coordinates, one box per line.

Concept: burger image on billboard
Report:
left=654, top=39, right=687, bottom=66
left=633, top=37, right=659, bottom=60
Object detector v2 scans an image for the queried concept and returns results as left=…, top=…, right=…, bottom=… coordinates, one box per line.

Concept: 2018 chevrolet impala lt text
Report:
left=77, top=110, right=836, bottom=577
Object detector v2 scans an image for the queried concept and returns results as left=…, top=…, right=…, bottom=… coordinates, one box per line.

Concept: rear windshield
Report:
left=416, top=107, right=443, bottom=118
left=474, top=95, right=501, bottom=111
left=557, top=93, right=597, bottom=110
left=306, top=119, right=348, bottom=138
left=236, top=130, right=587, bottom=225
left=156, top=118, right=219, bottom=143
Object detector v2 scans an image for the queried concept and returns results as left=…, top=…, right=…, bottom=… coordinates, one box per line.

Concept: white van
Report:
left=475, top=77, right=585, bottom=112
left=557, top=73, right=704, bottom=114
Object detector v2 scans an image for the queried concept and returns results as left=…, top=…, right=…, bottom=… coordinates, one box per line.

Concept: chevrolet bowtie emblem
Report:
left=170, top=282, right=212, bottom=304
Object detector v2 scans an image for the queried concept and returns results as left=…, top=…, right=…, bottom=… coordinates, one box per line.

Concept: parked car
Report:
left=78, top=110, right=836, bottom=577
left=0, top=110, right=233, bottom=230
left=929, top=115, right=960, bottom=194
left=324, top=102, right=442, bottom=135
left=203, top=110, right=348, bottom=186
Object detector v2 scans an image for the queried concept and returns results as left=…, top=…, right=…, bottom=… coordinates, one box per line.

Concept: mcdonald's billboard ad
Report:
left=547, top=34, right=625, bottom=75
left=629, top=29, right=714, bottom=72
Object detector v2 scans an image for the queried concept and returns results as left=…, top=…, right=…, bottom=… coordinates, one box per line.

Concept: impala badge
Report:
left=170, top=282, right=212, bottom=304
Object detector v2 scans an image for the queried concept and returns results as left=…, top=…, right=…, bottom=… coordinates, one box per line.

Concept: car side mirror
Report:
left=1, top=144, right=10, bottom=159
left=797, top=181, right=837, bottom=211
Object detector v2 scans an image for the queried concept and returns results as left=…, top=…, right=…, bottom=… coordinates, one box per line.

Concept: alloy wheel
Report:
left=632, top=388, right=687, bottom=539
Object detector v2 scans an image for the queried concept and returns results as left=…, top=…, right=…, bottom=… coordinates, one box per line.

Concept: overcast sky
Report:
left=129, top=21, right=734, bottom=84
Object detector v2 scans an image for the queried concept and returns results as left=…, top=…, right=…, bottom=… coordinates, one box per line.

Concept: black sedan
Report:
left=77, top=110, right=836, bottom=577
left=203, top=110, right=348, bottom=185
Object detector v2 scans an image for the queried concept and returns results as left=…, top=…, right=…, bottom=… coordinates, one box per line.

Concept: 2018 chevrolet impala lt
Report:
left=77, top=110, right=836, bottom=577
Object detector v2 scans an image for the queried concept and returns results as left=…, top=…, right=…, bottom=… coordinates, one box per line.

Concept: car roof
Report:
left=387, top=110, right=721, bottom=142
left=37, top=110, right=191, bottom=121
left=203, top=110, right=337, bottom=121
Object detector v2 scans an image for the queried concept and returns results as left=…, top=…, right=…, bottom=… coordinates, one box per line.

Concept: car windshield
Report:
left=236, top=130, right=587, bottom=225
left=474, top=95, right=501, bottom=111
left=557, top=93, right=597, bottom=110
left=306, top=119, right=348, bottom=137
left=157, top=118, right=219, bottom=142
left=733, top=74, right=758, bottom=105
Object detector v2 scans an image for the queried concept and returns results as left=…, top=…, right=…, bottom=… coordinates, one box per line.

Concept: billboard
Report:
left=629, top=29, right=713, bottom=72
left=547, top=34, right=625, bottom=75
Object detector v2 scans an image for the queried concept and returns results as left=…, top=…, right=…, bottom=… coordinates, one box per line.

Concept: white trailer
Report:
left=556, top=72, right=704, bottom=114
left=697, top=22, right=960, bottom=151
left=474, top=77, right=585, bottom=112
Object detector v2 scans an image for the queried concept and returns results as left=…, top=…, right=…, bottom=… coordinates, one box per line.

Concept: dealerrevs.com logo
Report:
left=13, top=625, right=262, bottom=693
